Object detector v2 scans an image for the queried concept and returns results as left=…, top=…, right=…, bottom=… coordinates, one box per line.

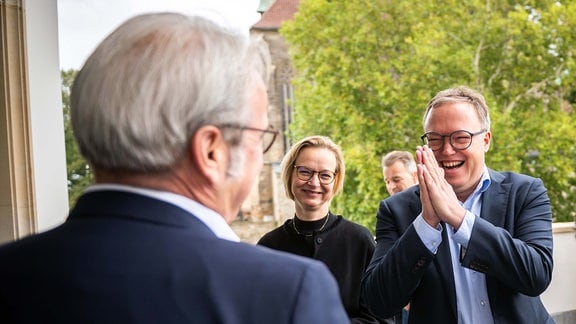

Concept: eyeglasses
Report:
left=420, top=129, right=486, bottom=151
left=293, top=165, right=337, bottom=185
left=219, top=124, right=278, bottom=153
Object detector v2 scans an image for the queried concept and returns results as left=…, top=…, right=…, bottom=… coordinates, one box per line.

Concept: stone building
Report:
left=240, top=0, right=300, bottom=225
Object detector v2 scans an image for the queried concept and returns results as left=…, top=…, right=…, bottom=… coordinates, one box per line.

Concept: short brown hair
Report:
left=423, top=86, right=491, bottom=131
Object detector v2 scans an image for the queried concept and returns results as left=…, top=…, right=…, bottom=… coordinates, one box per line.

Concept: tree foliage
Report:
left=281, top=0, right=576, bottom=229
left=61, top=69, right=93, bottom=207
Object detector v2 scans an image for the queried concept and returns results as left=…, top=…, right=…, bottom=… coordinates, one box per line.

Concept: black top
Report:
left=258, top=213, right=385, bottom=324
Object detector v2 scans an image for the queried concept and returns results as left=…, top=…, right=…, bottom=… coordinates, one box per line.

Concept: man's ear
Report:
left=189, top=125, right=228, bottom=182
left=483, top=131, right=492, bottom=152
left=412, top=171, right=419, bottom=183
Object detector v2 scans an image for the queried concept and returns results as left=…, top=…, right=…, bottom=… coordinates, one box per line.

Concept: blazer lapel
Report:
left=480, top=170, right=510, bottom=227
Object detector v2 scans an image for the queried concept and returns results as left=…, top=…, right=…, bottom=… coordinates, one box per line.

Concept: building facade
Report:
left=0, top=0, right=68, bottom=244
left=245, top=0, right=300, bottom=224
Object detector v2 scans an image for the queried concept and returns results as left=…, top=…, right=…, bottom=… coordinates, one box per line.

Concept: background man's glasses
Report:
left=420, top=129, right=486, bottom=151
left=219, top=124, right=278, bottom=153
left=293, top=165, right=336, bottom=185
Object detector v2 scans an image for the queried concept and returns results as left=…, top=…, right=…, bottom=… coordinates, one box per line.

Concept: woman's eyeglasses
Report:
left=293, top=165, right=336, bottom=185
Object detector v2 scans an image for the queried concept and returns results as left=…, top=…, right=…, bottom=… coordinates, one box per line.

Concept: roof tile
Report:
left=252, top=0, right=300, bottom=30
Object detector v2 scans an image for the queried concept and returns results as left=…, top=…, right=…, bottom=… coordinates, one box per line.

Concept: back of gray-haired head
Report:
left=423, top=86, right=491, bottom=131
left=71, top=13, right=271, bottom=172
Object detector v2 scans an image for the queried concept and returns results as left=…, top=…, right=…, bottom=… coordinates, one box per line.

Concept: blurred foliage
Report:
left=281, top=0, right=576, bottom=230
left=61, top=69, right=93, bottom=207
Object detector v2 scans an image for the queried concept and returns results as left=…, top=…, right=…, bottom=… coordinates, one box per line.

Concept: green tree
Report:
left=61, top=69, right=93, bottom=207
left=282, top=0, right=576, bottom=229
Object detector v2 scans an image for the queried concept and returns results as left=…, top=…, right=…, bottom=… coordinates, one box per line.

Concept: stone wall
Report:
left=541, top=222, right=576, bottom=318
left=247, top=28, right=295, bottom=222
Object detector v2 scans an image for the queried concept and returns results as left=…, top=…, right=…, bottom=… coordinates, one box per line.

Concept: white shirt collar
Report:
left=84, top=184, right=240, bottom=242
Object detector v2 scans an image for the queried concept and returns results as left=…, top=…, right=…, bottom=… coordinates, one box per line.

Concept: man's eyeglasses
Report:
left=219, top=124, right=278, bottom=153
left=420, top=129, right=486, bottom=151
left=293, top=165, right=337, bottom=185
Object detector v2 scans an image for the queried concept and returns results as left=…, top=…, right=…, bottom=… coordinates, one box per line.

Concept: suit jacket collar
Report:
left=480, top=169, right=510, bottom=227
left=69, top=190, right=214, bottom=235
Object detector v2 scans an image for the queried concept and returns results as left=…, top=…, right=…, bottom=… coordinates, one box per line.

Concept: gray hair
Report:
left=381, top=150, right=416, bottom=173
left=71, top=13, right=271, bottom=172
left=423, top=86, right=491, bottom=131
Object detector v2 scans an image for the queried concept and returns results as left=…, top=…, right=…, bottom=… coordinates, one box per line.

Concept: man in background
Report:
left=0, top=13, right=348, bottom=323
left=381, top=150, right=418, bottom=324
left=381, top=150, right=418, bottom=196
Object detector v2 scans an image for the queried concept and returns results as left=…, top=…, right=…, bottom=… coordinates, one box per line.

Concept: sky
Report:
left=57, top=0, right=262, bottom=70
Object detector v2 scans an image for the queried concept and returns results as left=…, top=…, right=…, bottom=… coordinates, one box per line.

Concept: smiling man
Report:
left=362, top=86, right=554, bottom=323
left=381, top=150, right=418, bottom=196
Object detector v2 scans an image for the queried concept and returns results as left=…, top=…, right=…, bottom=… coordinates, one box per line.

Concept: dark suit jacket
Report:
left=0, top=190, right=349, bottom=324
left=362, top=169, right=554, bottom=323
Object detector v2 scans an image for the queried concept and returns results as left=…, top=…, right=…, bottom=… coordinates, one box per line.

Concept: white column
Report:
left=25, top=0, right=69, bottom=231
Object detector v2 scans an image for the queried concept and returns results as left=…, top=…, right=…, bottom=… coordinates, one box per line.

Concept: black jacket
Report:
left=259, top=213, right=384, bottom=324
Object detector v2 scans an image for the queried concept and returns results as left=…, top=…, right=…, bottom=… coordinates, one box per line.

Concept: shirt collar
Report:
left=479, top=166, right=491, bottom=193
left=85, top=184, right=240, bottom=242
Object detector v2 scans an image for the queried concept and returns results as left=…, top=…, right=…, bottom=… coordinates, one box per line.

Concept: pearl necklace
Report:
left=292, top=214, right=330, bottom=236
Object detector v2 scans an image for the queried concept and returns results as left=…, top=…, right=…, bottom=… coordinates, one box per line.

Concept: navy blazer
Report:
left=0, top=191, right=349, bottom=323
left=362, top=169, right=554, bottom=323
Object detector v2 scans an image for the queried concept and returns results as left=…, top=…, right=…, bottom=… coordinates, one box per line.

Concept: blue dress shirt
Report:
left=414, top=167, right=494, bottom=323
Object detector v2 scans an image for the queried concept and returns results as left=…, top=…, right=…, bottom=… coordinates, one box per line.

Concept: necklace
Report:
left=292, top=214, right=330, bottom=236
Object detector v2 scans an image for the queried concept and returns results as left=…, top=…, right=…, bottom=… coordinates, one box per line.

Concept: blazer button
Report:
left=316, top=237, right=323, bottom=244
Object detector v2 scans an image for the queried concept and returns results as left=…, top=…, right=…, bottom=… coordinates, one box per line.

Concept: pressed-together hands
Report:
left=416, top=145, right=466, bottom=230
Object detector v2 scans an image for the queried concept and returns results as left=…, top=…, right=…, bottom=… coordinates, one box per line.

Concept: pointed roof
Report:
left=252, top=0, right=300, bottom=31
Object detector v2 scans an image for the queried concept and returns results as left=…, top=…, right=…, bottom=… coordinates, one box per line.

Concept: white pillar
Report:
left=25, top=0, right=69, bottom=231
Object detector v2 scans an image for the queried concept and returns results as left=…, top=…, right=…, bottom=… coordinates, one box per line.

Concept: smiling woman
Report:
left=257, top=135, right=384, bottom=323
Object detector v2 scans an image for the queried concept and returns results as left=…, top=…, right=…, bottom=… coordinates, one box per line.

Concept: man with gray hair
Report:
left=381, top=150, right=418, bottom=196
left=0, top=13, right=348, bottom=323
left=380, top=150, right=418, bottom=324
